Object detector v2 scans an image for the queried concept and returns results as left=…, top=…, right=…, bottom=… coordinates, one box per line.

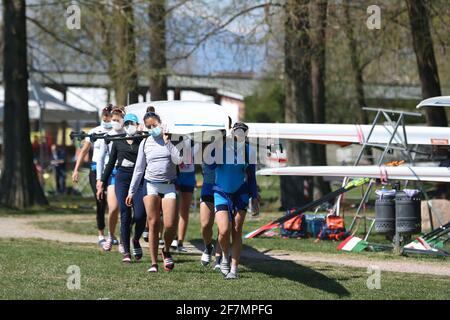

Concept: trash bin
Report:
left=395, top=189, right=421, bottom=234
left=375, top=188, right=396, bottom=234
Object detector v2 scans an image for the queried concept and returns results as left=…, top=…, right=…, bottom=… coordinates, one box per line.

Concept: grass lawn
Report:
left=0, top=238, right=449, bottom=300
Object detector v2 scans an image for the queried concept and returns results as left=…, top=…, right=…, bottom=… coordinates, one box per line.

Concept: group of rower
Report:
left=72, top=104, right=260, bottom=279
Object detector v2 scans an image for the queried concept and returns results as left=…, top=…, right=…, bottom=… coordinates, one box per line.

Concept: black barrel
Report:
left=375, top=191, right=396, bottom=234
left=395, top=190, right=421, bottom=234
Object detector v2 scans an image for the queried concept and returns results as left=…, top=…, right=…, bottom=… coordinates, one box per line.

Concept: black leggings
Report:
left=115, top=168, right=147, bottom=255
left=89, top=169, right=107, bottom=231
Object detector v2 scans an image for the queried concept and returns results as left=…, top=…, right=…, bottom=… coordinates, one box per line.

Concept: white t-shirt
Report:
left=96, top=128, right=125, bottom=180
left=85, top=125, right=110, bottom=164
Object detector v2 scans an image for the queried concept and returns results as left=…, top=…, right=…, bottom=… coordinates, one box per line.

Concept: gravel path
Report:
left=1, top=215, right=449, bottom=277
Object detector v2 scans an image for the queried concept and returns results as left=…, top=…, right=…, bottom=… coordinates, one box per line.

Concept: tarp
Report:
left=0, top=79, right=98, bottom=123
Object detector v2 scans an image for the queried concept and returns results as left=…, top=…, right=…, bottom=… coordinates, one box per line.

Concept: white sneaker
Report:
left=171, top=239, right=178, bottom=249
left=225, top=271, right=238, bottom=280
left=201, top=245, right=214, bottom=266
left=214, top=256, right=222, bottom=271
left=220, top=257, right=230, bottom=276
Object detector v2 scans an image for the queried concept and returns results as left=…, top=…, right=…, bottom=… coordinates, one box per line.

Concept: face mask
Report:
left=111, top=120, right=123, bottom=131
left=125, top=125, right=137, bottom=136
left=102, top=121, right=112, bottom=130
left=149, top=126, right=162, bottom=137
left=232, top=130, right=246, bottom=141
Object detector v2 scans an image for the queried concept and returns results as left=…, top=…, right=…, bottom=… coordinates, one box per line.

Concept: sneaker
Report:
left=119, top=243, right=125, bottom=254
left=171, top=239, right=178, bottom=249
left=147, top=264, right=158, bottom=273
left=122, top=254, right=131, bottom=264
left=111, top=237, right=119, bottom=245
left=214, top=256, right=222, bottom=271
left=132, top=239, right=143, bottom=261
left=220, top=257, right=230, bottom=276
left=159, top=239, right=165, bottom=246
left=225, top=271, right=238, bottom=280
left=201, top=244, right=214, bottom=266
left=102, top=238, right=113, bottom=251
left=143, top=229, right=149, bottom=243
left=98, top=236, right=106, bottom=247
left=177, top=241, right=188, bottom=253
left=161, top=249, right=175, bottom=271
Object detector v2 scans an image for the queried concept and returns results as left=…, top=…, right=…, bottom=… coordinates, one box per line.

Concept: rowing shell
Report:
left=257, top=166, right=450, bottom=183
left=247, top=123, right=450, bottom=146
left=126, top=101, right=229, bottom=135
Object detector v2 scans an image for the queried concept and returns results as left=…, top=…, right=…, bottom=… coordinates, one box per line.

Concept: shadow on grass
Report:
left=189, top=239, right=350, bottom=298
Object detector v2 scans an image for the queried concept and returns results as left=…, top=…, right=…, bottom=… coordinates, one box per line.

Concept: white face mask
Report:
left=102, top=121, right=112, bottom=130
left=125, top=125, right=137, bottom=136
left=111, top=120, right=123, bottom=131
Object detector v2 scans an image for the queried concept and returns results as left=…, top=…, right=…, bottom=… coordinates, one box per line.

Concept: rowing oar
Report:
left=69, top=131, right=127, bottom=143
left=103, top=132, right=149, bottom=143
left=244, top=177, right=370, bottom=239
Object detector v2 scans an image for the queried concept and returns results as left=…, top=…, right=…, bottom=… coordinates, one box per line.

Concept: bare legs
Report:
left=106, top=185, right=119, bottom=238
left=144, top=195, right=178, bottom=265
left=177, top=191, right=193, bottom=244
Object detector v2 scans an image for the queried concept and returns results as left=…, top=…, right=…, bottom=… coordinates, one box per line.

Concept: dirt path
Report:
left=1, top=215, right=449, bottom=277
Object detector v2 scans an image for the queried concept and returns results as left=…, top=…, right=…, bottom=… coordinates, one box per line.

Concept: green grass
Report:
left=31, top=210, right=450, bottom=263
left=0, top=238, right=449, bottom=300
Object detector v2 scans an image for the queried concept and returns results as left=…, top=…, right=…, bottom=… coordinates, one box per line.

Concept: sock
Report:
left=205, top=243, right=213, bottom=252
left=178, top=240, right=183, bottom=247
left=222, top=254, right=229, bottom=264
left=98, top=235, right=105, bottom=241
left=230, top=265, right=237, bottom=274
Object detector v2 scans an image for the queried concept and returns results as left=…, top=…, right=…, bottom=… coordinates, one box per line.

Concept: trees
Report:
left=310, top=0, right=331, bottom=198
left=406, top=0, right=448, bottom=127
left=112, top=0, right=139, bottom=105
left=1, top=0, right=48, bottom=209
left=149, top=0, right=168, bottom=101
left=281, top=0, right=311, bottom=209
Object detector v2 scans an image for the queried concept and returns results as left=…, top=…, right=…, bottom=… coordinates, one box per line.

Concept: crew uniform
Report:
left=212, top=141, right=258, bottom=218
left=101, top=135, right=146, bottom=258
left=200, top=162, right=215, bottom=204
left=85, top=125, right=109, bottom=232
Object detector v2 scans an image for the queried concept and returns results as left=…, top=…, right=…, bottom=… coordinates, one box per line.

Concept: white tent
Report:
left=0, top=79, right=98, bottom=123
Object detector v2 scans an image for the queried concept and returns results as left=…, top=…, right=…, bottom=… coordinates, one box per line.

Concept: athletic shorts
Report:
left=200, top=183, right=215, bottom=204
left=175, top=172, right=196, bottom=193
left=144, top=180, right=177, bottom=199
left=214, top=191, right=249, bottom=215
left=107, top=168, right=117, bottom=186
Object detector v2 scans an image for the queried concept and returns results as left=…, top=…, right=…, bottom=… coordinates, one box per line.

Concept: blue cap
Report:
left=124, top=113, right=139, bottom=124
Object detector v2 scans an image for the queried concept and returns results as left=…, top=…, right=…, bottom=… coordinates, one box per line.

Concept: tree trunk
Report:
left=148, top=0, right=168, bottom=101
left=113, top=0, right=139, bottom=106
left=343, top=0, right=368, bottom=125
left=343, top=0, right=373, bottom=163
left=281, top=0, right=312, bottom=209
left=406, top=0, right=447, bottom=127
left=310, top=0, right=331, bottom=198
left=1, top=0, right=48, bottom=209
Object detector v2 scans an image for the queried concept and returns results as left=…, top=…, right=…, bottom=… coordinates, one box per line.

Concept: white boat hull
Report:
left=247, top=123, right=450, bottom=146
left=257, top=166, right=450, bottom=182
